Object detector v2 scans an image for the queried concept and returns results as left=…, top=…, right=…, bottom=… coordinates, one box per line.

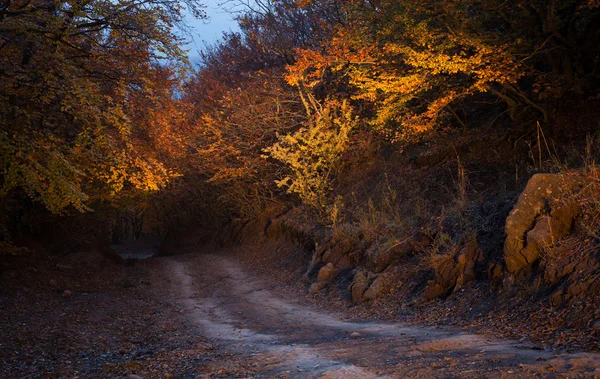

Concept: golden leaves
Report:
left=0, top=0, right=192, bottom=212
left=285, top=0, right=528, bottom=141
left=264, top=100, right=357, bottom=212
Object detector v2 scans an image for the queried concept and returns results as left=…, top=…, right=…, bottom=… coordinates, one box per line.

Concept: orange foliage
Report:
left=286, top=0, right=600, bottom=141
left=0, top=0, right=203, bottom=213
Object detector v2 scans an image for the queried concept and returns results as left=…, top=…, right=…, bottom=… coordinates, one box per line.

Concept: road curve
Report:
left=160, top=252, right=600, bottom=378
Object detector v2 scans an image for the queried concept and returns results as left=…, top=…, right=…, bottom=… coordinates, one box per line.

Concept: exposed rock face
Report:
left=423, top=237, right=482, bottom=301
left=309, top=263, right=337, bottom=294
left=544, top=240, right=600, bottom=306
left=504, top=174, right=584, bottom=273
left=549, top=277, right=600, bottom=307
left=321, top=240, right=354, bottom=269
left=362, top=272, right=393, bottom=301
left=543, top=249, right=596, bottom=288
left=370, top=232, right=430, bottom=273
left=349, top=270, right=372, bottom=304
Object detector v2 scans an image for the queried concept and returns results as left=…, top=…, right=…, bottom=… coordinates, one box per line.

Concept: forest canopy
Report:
left=178, top=0, right=600, bottom=224
left=0, top=0, right=204, bottom=213
left=1, top=0, right=599, bottom=241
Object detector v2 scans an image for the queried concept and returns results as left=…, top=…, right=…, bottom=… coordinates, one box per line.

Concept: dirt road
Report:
left=160, top=252, right=600, bottom=378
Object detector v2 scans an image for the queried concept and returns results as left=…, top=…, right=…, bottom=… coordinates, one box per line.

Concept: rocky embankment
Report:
left=229, top=172, right=600, bottom=352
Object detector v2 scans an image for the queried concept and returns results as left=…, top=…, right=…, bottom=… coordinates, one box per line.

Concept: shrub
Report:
left=264, top=100, right=357, bottom=215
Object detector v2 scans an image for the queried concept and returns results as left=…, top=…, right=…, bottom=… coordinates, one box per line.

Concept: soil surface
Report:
left=2, top=248, right=600, bottom=378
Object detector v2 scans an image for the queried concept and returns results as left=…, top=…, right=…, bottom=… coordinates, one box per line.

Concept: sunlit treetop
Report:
left=285, top=0, right=600, bottom=141
left=0, top=0, right=205, bottom=213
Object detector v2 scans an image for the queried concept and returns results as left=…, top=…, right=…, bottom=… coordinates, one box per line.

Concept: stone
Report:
left=350, top=332, right=361, bottom=338
left=423, top=237, right=482, bottom=301
left=61, top=290, right=72, bottom=298
left=371, top=232, right=430, bottom=273
left=487, top=262, right=504, bottom=289
left=321, top=248, right=333, bottom=263
left=504, top=174, right=584, bottom=273
left=454, top=239, right=481, bottom=290
left=422, top=281, right=448, bottom=301
left=126, top=375, right=144, bottom=379
left=308, top=281, right=327, bottom=295
left=520, top=203, right=580, bottom=271
left=567, top=278, right=600, bottom=298
left=308, top=263, right=337, bottom=295
left=324, top=240, right=355, bottom=269
left=317, top=263, right=336, bottom=282
left=49, top=279, right=57, bottom=287
left=543, top=252, right=599, bottom=288
left=549, top=288, right=564, bottom=307
left=350, top=270, right=371, bottom=304
left=363, top=273, right=393, bottom=301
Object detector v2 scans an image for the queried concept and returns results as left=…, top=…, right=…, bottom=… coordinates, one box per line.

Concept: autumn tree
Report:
left=287, top=0, right=600, bottom=142
left=167, top=0, right=345, bottom=221
left=223, top=0, right=342, bottom=64
left=183, top=69, right=303, bottom=219
left=0, top=0, right=205, bottom=214
left=264, top=98, right=356, bottom=215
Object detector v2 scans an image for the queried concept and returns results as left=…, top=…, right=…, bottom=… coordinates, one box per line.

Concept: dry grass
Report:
left=320, top=124, right=600, bottom=280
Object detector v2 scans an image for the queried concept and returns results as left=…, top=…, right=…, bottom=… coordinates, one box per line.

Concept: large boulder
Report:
left=504, top=174, right=584, bottom=273
left=362, top=271, right=395, bottom=301
left=317, top=262, right=337, bottom=282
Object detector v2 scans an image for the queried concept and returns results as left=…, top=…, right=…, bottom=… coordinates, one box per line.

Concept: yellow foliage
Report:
left=264, top=100, right=357, bottom=212
left=284, top=0, right=533, bottom=141
left=0, top=0, right=195, bottom=213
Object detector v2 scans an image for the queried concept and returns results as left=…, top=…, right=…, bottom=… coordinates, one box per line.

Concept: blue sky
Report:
left=181, top=0, right=240, bottom=61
